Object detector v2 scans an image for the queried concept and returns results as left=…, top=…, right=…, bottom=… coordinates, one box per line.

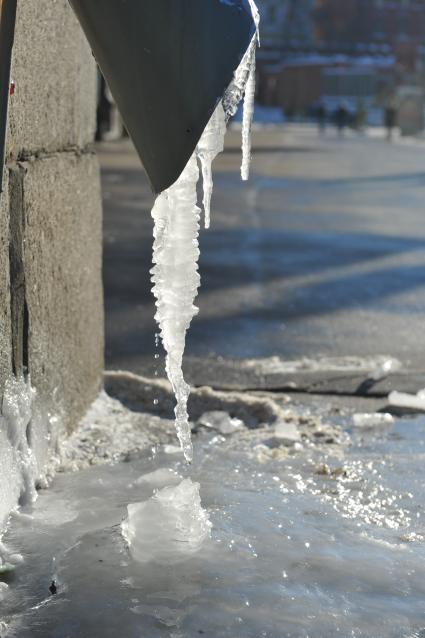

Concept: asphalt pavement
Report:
left=99, top=124, right=425, bottom=396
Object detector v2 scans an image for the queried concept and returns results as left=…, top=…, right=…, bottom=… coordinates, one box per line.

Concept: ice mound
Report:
left=122, top=479, right=211, bottom=565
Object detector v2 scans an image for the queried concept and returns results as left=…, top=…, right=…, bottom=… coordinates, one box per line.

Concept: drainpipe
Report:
left=69, top=0, right=255, bottom=194
left=0, top=0, right=17, bottom=196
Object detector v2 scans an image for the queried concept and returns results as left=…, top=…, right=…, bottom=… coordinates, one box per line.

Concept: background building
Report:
left=257, top=0, right=425, bottom=123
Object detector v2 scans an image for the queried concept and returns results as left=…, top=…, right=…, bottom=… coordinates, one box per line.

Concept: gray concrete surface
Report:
left=23, top=153, right=103, bottom=432
left=100, top=124, right=425, bottom=395
left=7, top=0, right=97, bottom=156
left=0, top=0, right=103, bottom=481
left=0, top=170, right=11, bottom=389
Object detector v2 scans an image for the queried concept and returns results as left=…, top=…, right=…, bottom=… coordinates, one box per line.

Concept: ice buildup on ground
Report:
left=150, top=2, right=259, bottom=462
left=122, top=479, right=212, bottom=565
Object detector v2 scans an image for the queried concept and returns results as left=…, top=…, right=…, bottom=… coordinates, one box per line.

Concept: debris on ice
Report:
left=122, top=479, right=211, bottom=565
left=197, top=411, right=244, bottom=435
left=273, top=421, right=301, bottom=445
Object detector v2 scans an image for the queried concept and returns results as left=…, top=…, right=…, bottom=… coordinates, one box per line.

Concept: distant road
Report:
left=99, top=124, right=425, bottom=392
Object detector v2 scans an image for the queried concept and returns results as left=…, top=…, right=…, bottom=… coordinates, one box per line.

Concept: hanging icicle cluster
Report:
left=151, top=3, right=260, bottom=461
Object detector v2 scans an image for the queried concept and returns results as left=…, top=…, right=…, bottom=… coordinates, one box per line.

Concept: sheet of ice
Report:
left=5, top=412, right=425, bottom=637
left=122, top=479, right=211, bottom=565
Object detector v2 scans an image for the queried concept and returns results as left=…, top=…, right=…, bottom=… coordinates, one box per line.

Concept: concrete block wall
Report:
left=0, top=0, right=104, bottom=522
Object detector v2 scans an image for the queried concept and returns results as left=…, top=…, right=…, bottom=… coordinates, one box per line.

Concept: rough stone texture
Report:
left=0, top=170, right=11, bottom=397
left=23, top=153, right=104, bottom=431
left=7, top=0, right=97, bottom=158
left=0, top=0, right=103, bottom=522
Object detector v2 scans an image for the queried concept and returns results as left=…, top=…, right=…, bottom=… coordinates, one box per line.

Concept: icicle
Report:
left=150, top=155, right=201, bottom=462
left=223, top=0, right=260, bottom=181
left=196, top=103, right=226, bottom=228
left=150, top=5, right=260, bottom=462
left=241, top=51, right=256, bottom=181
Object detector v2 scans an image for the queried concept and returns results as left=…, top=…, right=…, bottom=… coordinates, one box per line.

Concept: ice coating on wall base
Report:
left=1, top=378, right=38, bottom=510
left=151, top=3, right=259, bottom=461
left=0, top=377, right=59, bottom=566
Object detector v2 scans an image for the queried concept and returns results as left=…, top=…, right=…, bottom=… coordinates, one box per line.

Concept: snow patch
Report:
left=352, top=413, right=394, bottom=428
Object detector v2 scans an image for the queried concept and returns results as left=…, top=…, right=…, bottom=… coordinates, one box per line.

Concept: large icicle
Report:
left=151, top=3, right=260, bottom=462
left=150, top=155, right=201, bottom=463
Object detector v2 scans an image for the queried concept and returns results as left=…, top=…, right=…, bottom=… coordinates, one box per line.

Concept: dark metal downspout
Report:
left=0, top=0, right=17, bottom=196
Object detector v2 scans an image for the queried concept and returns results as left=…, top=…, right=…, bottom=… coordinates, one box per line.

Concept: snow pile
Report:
left=389, top=389, right=425, bottom=412
left=352, top=413, right=394, bottom=428
left=150, top=2, right=260, bottom=462
left=122, top=479, right=211, bottom=565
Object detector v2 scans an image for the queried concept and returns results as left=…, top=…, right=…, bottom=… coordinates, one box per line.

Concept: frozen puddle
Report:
left=1, top=403, right=425, bottom=638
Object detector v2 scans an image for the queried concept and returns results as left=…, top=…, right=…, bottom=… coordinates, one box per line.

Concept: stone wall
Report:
left=0, top=0, right=103, bottom=504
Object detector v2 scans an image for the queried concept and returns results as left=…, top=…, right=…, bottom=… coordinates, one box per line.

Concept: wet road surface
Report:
left=99, top=124, right=425, bottom=393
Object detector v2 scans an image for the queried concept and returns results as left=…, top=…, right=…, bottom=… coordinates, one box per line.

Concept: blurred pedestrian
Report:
left=334, top=102, right=349, bottom=137
left=384, top=104, right=397, bottom=141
